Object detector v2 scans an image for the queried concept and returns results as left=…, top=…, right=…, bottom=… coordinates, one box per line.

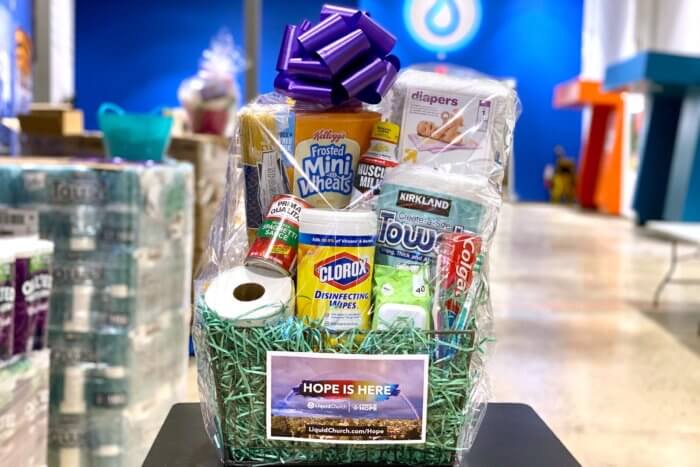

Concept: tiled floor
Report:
left=187, top=203, right=700, bottom=466
left=488, top=203, right=700, bottom=467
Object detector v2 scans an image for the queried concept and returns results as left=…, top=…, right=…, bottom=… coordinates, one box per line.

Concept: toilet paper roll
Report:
left=204, top=266, right=294, bottom=327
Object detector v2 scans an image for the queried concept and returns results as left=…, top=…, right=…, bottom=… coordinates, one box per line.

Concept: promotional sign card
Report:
left=266, top=352, right=429, bottom=444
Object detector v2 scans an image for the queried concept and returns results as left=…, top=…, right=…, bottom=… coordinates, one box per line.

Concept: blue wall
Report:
left=75, top=0, right=349, bottom=129
left=76, top=0, right=582, bottom=201
left=75, top=0, right=246, bottom=129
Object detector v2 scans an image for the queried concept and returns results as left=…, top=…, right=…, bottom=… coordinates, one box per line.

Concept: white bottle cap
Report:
left=60, top=366, right=87, bottom=415
left=94, top=445, right=121, bottom=457
left=103, top=366, right=126, bottom=379
left=299, top=208, right=377, bottom=236
left=69, top=236, right=96, bottom=252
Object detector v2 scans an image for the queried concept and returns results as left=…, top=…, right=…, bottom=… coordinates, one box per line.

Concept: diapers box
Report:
left=390, top=69, right=518, bottom=182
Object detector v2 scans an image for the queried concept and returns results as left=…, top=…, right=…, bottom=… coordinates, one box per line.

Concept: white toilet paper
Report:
left=204, top=266, right=294, bottom=327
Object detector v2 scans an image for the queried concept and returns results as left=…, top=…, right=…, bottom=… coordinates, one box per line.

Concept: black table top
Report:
left=143, top=402, right=581, bottom=467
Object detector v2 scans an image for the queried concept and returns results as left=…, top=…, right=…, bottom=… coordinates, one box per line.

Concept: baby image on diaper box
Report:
left=388, top=68, right=518, bottom=180
left=398, top=87, right=492, bottom=166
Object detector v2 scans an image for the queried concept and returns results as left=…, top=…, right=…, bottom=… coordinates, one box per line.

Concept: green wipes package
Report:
left=372, top=264, right=432, bottom=330
left=376, top=166, right=487, bottom=269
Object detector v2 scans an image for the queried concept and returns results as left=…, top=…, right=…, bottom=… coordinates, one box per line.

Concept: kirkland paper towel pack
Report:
left=375, top=166, right=497, bottom=270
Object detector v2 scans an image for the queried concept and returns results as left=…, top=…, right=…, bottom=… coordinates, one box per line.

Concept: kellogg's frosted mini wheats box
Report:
left=292, top=111, right=380, bottom=209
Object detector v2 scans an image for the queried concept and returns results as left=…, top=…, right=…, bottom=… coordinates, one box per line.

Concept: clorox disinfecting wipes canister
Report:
left=295, top=209, right=376, bottom=332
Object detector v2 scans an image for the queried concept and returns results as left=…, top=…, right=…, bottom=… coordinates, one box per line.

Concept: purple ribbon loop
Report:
left=317, top=29, right=371, bottom=75
left=276, top=24, right=298, bottom=71
left=287, top=58, right=333, bottom=81
left=357, top=60, right=399, bottom=105
left=320, top=4, right=360, bottom=20
left=274, top=3, right=400, bottom=105
left=287, top=81, right=334, bottom=105
left=298, top=13, right=350, bottom=53
left=339, top=57, right=386, bottom=100
left=353, top=12, right=396, bottom=56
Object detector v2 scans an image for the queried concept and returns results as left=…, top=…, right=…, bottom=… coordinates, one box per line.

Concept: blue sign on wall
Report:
left=404, top=0, right=481, bottom=54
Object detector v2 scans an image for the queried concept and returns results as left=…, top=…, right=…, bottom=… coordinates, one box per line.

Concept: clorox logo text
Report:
left=314, top=253, right=370, bottom=290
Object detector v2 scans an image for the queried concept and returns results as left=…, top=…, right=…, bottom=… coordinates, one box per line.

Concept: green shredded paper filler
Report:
left=194, top=296, right=489, bottom=466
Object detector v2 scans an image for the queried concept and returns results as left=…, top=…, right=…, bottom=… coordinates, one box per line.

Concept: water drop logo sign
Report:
left=404, top=0, right=481, bottom=53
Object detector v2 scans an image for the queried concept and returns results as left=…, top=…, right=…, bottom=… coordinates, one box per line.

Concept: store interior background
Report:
left=74, top=0, right=584, bottom=201
left=3, top=0, right=700, bottom=466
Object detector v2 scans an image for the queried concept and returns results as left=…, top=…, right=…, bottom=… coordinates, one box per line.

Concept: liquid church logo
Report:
left=404, top=0, right=481, bottom=54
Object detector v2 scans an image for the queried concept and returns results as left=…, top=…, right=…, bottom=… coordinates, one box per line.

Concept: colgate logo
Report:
left=314, top=253, right=369, bottom=290
left=313, top=129, right=345, bottom=144
left=410, top=90, right=459, bottom=107
left=453, top=238, right=480, bottom=295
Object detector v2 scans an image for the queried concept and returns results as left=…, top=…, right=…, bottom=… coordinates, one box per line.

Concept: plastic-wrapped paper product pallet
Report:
left=0, top=157, right=193, bottom=467
left=48, top=376, right=185, bottom=467
left=49, top=306, right=189, bottom=408
left=0, top=350, right=50, bottom=467
left=18, top=132, right=229, bottom=273
left=50, top=243, right=189, bottom=329
left=47, top=321, right=188, bottom=467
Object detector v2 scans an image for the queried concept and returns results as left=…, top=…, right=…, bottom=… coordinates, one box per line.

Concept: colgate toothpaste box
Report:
left=434, top=231, right=482, bottom=329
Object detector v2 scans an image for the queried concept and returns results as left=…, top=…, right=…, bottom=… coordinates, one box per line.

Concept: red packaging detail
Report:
left=436, top=232, right=482, bottom=316
left=246, top=194, right=311, bottom=275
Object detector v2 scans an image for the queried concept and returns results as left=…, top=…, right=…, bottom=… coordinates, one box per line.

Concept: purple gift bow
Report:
left=274, top=4, right=400, bottom=105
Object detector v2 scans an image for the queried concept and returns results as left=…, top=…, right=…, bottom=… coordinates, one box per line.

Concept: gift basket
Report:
left=178, top=30, right=245, bottom=136
left=193, top=4, right=520, bottom=466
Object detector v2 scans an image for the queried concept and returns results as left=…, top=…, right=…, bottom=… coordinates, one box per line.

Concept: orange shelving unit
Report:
left=553, top=79, right=624, bottom=215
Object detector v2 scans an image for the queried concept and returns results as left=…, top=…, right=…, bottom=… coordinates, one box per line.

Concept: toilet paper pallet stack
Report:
left=0, top=157, right=194, bottom=467
left=192, top=5, right=520, bottom=467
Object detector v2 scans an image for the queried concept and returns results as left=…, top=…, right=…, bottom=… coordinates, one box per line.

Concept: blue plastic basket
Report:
left=98, top=103, right=173, bottom=161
